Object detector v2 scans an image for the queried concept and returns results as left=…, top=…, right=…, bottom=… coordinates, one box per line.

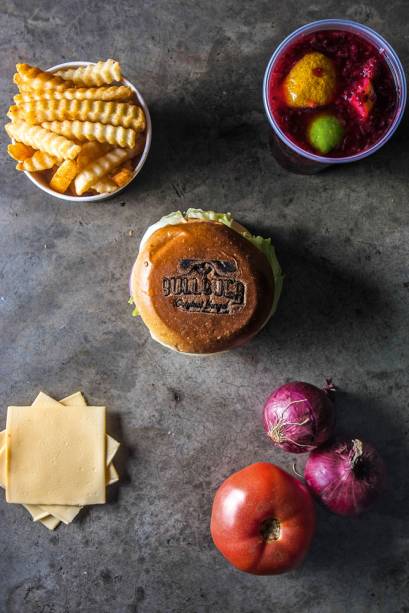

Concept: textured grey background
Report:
left=0, top=1, right=408, bottom=612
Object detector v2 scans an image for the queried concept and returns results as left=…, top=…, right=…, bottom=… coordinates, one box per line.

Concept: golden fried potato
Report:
left=112, top=167, right=133, bottom=187
left=41, top=120, right=136, bottom=148
left=49, top=160, right=78, bottom=193
left=7, top=105, right=22, bottom=121
left=13, top=73, right=33, bottom=92
left=76, top=141, right=112, bottom=170
left=16, top=63, right=73, bottom=91
left=74, top=146, right=139, bottom=195
left=55, top=60, right=121, bottom=87
left=7, top=142, right=36, bottom=161
left=91, top=177, right=118, bottom=194
left=15, top=100, right=145, bottom=131
left=5, top=121, right=81, bottom=160
left=18, top=151, right=59, bottom=172
left=7, top=58, right=146, bottom=198
left=14, top=85, right=132, bottom=104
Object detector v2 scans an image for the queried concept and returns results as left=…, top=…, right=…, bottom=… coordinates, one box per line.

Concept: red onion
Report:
left=305, top=438, right=386, bottom=516
left=263, top=381, right=335, bottom=453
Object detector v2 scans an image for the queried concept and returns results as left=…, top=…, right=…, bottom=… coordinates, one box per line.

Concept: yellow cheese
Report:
left=1, top=443, right=74, bottom=522
left=32, top=392, right=119, bottom=517
left=60, top=391, right=87, bottom=405
left=36, top=393, right=85, bottom=522
left=107, top=465, right=119, bottom=485
left=26, top=506, right=50, bottom=522
left=1, top=394, right=119, bottom=524
left=1, top=429, right=118, bottom=492
left=107, top=435, right=120, bottom=465
left=39, top=515, right=60, bottom=530
left=37, top=392, right=119, bottom=482
left=0, top=449, right=4, bottom=486
left=60, top=392, right=120, bottom=478
left=37, top=392, right=119, bottom=463
left=0, top=446, right=51, bottom=524
left=6, top=402, right=106, bottom=505
left=1, top=391, right=119, bottom=527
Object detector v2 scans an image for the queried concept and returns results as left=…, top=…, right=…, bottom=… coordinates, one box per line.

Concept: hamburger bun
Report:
left=130, top=210, right=282, bottom=354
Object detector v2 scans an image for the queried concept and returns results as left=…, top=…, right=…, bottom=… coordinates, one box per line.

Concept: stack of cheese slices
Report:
left=0, top=391, right=120, bottom=530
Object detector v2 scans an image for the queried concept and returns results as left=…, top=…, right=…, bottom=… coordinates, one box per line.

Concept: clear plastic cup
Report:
left=263, top=19, right=407, bottom=174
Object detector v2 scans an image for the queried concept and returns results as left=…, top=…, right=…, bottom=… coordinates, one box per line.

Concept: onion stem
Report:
left=351, top=439, right=364, bottom=465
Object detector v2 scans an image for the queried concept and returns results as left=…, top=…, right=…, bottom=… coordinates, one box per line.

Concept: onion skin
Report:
left=262, top=381, right=336, bottom=453
left=304, top=439, right=386, bottom=516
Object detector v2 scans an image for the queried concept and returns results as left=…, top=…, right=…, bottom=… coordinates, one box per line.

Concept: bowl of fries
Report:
left=5, top=60, right=152, bottom=201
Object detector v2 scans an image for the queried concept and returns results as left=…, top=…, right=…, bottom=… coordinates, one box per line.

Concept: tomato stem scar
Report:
left=260, top=517, right=281, bottom=542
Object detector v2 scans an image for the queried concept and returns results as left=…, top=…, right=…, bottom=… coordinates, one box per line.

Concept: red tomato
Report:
left=210, top=462, right=316, bottom=575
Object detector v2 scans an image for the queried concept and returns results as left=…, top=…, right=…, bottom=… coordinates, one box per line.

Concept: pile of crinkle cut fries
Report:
left=5, top=60, right=146, bottom=196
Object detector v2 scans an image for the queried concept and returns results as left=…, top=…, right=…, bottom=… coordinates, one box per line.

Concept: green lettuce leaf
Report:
left=128, top=296, right=139, bottom=317
left=185, top=208, right=233, bottom=226
left=241, top=232, right=283, bottom=316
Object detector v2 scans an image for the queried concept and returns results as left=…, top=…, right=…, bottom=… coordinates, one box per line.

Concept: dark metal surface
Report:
left=0, top=1, right=408, bottom=611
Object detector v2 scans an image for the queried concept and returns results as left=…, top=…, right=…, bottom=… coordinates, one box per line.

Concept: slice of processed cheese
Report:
left=107, top=464, right=119, bottom=485
left=26, top=505, right=50, bottom=522
left=0, top=446, right=51, bottom=524
left=106, top=435, right=120, bottom=465
left=61, top=394, right=120, bottom=489
left=0, top=392, right=119, bottom=524
left=1, top=430, right=118, bottom=485
left=1, top=391, right=119, bottom=526
left=2, top=416, right=60, bottom=530
left=29, top=393, right=84, bottom=522
left=39, top=503, right=80, bottom=525
left=6, top=403, right=106, bottom=505
left=0, top=447, right=6, bottom=488
left=39, top=515, right=61, bottom=530
left=60, top=391, right=87, bottom=405
left=0, top=450, right=117, bottom=526
left=61, top=392, right=120, bottom=469
left=37, top=392, right=120, bottom=465
left=37, top=392, right=120, bottom=477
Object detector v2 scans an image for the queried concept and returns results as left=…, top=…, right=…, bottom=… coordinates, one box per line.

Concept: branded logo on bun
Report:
left=129, top=209, right=283, bottom=354
left=162, top=258, right=246, bottom=315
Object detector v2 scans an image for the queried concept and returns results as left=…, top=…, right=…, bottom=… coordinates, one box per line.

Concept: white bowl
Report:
left=19, top=61, right=152, bottom=202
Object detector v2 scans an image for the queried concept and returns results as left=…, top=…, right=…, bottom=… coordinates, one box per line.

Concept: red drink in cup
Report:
left=263, top=20, right=406, bottom=173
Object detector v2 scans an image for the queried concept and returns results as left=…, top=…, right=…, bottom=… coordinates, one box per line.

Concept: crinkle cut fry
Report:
left=16, top=63, right=73, bottom=91
left=5, top=121, right=81, bottom=160
left=49, top=159, right=78, bottom=193
left=112, top=166, right=133, bottom=187
left=7, top=142, right=36, bottom=161
left=17, top=151, right=59, bottom=172
left=14, top=85, right=132, bottom=104
left=41, top=120, right=136, bottom=148
left=13, top=73, right=34, bottom=93
left=91, top=177, right=118, bottom=193
left=14, top=100, right=145, bottom=131
left=75, top=145, right=140, bottom=195
left=76, top=141, right=112, bottom=171
left=55, top=60, right=122, bottom=87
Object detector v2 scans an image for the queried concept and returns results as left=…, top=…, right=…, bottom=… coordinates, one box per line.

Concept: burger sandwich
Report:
left=129, top=209, right=283, bottom=354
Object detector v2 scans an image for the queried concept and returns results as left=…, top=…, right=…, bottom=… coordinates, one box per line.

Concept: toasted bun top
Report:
left=130, top=220, right=275, bottom=354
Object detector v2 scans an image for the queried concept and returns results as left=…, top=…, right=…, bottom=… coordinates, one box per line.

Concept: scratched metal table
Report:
left=1, top=1, right=408, bottom=612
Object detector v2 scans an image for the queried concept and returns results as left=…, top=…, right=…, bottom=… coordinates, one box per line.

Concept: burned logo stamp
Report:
left=162, top=259, right=246, bottom=314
